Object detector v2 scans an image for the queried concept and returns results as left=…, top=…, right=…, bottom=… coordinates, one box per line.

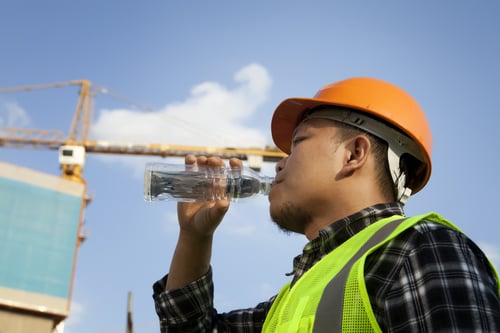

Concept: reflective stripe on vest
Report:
left=313, top=217, right=408, bottom=332
left=262, top=212, right=485, bottom=333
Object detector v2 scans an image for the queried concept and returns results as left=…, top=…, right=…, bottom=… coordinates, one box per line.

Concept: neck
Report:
left=303, top=186, right=390, bottom=240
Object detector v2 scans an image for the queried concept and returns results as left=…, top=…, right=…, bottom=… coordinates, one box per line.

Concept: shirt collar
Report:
left=289, top=202, right=405, bottom=281
left=315, top=202, right=405, bottom=253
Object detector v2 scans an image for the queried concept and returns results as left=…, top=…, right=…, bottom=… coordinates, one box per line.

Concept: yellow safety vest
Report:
left=262, top=213, right=499, bottom=332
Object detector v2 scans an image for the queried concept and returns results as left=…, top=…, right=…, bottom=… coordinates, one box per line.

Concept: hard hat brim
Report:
left=271, top=96, right=351, bottom=155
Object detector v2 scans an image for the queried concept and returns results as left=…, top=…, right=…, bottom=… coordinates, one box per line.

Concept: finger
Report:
left=178, top=200, right=216, bottom=222
left=208, top=199, right=230, bottom=223
left=185, top=154, right=197, bottom=165
left=196, top=155, right=209, bottom=166
left=207, top=156, right=225, bottom=167
left=229, top=157, right=243, bottom=169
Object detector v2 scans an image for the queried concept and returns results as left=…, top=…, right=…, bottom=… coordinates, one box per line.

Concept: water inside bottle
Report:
left=145, top=169, right=271, bottom=202
left=147, top=170, right=218, bottom=201
left=232, top=176, right=264, bottom=199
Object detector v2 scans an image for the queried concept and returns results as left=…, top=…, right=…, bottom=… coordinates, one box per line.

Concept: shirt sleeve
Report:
left=367, top=222, right=500, bottom=333
left=153, top=268, right=216, bottom=332
left=152, top=267, right=274, bottom=332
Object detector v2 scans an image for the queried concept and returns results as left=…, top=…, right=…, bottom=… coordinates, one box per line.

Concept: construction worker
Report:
left=152, top=77, right=500, bottom=332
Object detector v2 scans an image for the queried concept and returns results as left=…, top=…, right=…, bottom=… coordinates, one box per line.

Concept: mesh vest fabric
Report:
left=262, top=215, right=406, bottom=332
left=262, top=213, right=496, bottom=333
left=339, top=213, right=458, bottom=332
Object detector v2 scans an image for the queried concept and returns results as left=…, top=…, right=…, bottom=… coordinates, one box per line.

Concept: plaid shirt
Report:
left=153, top=203, right=500, bottom=332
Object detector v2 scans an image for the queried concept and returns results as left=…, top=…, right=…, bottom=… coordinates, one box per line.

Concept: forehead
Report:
left=292, top=118, right=338, bottom=138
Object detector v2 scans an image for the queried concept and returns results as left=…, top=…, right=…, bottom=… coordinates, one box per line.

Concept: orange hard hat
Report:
left=271, top=77, right=432, bottom=193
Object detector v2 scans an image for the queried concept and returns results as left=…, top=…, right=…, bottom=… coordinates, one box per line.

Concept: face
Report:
left=269, top=118, right=346, bottom=234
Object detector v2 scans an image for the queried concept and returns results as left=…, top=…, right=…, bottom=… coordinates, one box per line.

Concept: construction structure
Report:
left=0, top=80, right=286, bottom=333
left=0, top=161, right=86, bottom=333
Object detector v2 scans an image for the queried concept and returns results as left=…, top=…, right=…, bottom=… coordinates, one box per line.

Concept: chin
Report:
left=269, top=201, right=284, bottom=224
left=272, top=199, right=312, bottom=235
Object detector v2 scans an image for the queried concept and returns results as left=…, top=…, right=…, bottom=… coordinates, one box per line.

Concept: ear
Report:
left=338, top=135, right=371, bottom=177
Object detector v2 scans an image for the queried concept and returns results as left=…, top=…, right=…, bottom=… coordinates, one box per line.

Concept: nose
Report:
left=275, top=156, right=287, bottom=174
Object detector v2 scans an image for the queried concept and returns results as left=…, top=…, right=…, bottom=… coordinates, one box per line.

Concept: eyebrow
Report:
left=291, top=125, right=305, bottom=140
left=291, top=118, right=318, bottom=139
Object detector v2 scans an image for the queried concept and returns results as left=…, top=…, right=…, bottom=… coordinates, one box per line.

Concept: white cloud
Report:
left=0, top=100, right=31, bottom=127
left=90, top=63, right=271, bottom=150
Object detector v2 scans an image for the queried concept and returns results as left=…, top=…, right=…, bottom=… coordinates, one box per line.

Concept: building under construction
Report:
left=0, top=161, right=87, bottom=332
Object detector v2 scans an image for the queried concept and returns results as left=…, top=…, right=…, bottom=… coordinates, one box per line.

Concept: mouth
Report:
left=270, top=176, right=284, bottom=194
left=273, top=172, right=284, bottom=184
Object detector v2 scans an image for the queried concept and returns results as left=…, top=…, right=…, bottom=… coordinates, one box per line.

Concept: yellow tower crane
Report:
left=0, top=80, right=286, bottom=182
left=0, top=80, right=286, bottom=333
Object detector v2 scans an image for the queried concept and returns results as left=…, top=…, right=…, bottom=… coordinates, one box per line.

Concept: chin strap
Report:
left=387, top=147, right=412, bottom=205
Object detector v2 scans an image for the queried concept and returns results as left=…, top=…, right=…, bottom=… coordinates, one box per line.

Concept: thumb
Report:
left=197, top=200, right=230, bottom=234
left=206, top=199, right=230, bottom=224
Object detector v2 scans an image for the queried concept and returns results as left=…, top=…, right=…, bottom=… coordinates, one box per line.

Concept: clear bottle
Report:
left=144, top=162, right=274, bottom=202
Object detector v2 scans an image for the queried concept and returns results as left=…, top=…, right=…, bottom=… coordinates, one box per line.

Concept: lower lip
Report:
left=269, top=181, right=279, bottom=194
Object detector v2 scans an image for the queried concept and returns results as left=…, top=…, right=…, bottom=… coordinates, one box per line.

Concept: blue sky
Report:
left=1, top=1, right=500, bottom=332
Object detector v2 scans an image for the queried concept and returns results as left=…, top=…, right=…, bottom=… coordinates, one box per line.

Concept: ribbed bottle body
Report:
left=144, top=162, right=273, bottom=202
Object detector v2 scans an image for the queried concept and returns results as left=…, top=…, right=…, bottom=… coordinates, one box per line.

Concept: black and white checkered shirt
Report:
left=153, top=203, right=500, bottom=332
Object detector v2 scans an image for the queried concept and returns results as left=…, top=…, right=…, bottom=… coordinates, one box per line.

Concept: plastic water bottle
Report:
left=144, top=162, right=274, bottom=202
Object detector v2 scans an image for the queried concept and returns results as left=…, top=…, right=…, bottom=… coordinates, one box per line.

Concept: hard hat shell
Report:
left=271, top=77, right=432, bottom=193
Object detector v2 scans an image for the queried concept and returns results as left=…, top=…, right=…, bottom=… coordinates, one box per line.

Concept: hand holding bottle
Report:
left=165, top=155, right=243, bottom=290
left=176, top=155, right=242, bottom=238
left=145, top=154, right=274, bottom=290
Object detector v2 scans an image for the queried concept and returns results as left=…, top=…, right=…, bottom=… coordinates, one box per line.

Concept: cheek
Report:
left=297, top=154, right=342, bottom=195
left=281, top=141, right=340, bottom=190
left=298, top=152, right=337, bottom=179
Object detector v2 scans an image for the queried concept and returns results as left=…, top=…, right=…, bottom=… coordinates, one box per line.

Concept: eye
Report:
left=291, top=136, right=305, bottom=147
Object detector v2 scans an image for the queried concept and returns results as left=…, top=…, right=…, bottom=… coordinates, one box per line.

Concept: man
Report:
left=153, top=77, right=500, bottom=332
